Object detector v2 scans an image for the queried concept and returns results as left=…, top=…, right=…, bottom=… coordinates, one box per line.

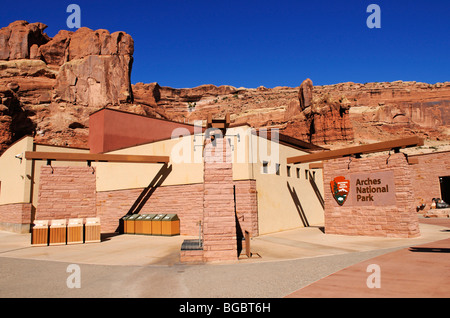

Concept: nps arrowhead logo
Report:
left=331, top=176, right=350, bottom=206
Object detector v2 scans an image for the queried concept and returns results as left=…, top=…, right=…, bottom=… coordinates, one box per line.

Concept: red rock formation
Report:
left=0, top=21, right=136, bottom=151
left=313, top=81, right=450, bottom=143
left=299, top=78, right=313, bottom=111
left=39, top=30, right=72, bottom=66
left=0, top=20, right=448, bottom=155
left=0, top=21, right=50, bottom=61
left=0, top=82, right=36, bottom=153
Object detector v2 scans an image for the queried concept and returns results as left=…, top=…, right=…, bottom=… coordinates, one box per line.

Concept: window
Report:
left=276, top=163, right=280, bottom=176
left=296, top=168, right=301, bottom=179
left=287, top=165, right=291, bottom=177
left=262, top=161, right=268, bottom=174
left=305, top=169, right=309, bottom=180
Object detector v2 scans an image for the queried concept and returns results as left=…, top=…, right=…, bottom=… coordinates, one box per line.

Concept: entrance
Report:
left=439, top=176, right=450, bottom=204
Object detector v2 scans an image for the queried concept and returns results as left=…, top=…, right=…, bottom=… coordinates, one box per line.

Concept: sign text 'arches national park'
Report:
left=331, top=171, right=396, bottom=206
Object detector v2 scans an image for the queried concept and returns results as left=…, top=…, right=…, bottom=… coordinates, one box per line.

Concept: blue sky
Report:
left=1, top=0, right=449, bottom=88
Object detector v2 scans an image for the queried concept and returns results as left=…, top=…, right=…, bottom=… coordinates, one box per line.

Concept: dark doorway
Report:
left=440, top=176, right=450, bottom=204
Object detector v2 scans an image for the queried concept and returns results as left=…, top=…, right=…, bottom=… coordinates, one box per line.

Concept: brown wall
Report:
left=89, top=108, right=197, bottom=153
left=323, top=153, right=420, bottom=238
left=409, top=151, right=450, bottom=207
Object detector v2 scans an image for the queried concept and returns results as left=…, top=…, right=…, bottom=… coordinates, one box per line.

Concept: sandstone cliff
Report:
left=133, top=79, right=450, bottom=148
left=0, top=20, right=143, bottom=153
left=0, top=20, right=449, bottom=155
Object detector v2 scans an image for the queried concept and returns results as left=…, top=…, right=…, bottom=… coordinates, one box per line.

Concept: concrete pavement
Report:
left=0, top=217, right=449, bottom=297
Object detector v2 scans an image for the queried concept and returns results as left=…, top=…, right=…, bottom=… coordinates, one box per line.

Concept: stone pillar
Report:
left=202, top=137, right=238, bottom=262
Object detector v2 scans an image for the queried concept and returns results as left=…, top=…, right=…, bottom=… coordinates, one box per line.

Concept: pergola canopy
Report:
left=287, top=136, right=424, bottom=164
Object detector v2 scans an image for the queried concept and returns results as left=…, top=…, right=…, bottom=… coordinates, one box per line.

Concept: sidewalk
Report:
left=286, top=218, right=450, bottom=298
left=0, top=217, right=448, bottom=298
left=0, top=220, right=448, bottom=266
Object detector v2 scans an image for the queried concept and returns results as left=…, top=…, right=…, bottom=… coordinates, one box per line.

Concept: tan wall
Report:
left=249, top=133, right=325, bottom=235
left=94, top=126, right=254, bottom=192
left=0, top=136, right=33, bottom=205
left=94, top=134, right=204, bottom=192
left=0, top=126, right=324, bottom=236
left=94, top=126, right=324, bottom=235
left=0, top=138, right=89, bottom=231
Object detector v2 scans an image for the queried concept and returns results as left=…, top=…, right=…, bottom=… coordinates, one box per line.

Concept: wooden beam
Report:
left=25, top=151, right=170, bottom=164
left=407, top=157, right=419, bottom=165
left=309, top=162, right=324, bottom=169
left=287, top=136, right=424, bottom=164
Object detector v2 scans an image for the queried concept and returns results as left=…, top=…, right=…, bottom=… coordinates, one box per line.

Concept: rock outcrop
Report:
left=0, top=20, right=50, bottom=60
left=299, top=78, right=313, bottom=111
left=0, top=20, right=449, bottom=154
left=0, top=21, right=136, bottom=150
left=147, top=79, right=449, bottom=147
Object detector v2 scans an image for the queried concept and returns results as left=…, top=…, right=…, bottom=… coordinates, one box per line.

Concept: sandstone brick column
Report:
left=202, top=137, right=237, bottom=262
left=234, top=180, right=258, bottom=237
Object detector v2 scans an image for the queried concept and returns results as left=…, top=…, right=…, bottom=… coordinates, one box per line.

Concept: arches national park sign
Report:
left=331, top=171, right=396, bottom=207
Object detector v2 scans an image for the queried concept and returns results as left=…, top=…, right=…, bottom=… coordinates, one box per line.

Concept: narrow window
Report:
left=262, top=161, right=268, bottom=174
left=276, top=163, right=280, bottom=176
left=287, top=165, right=291, bottom=177
left=296, top=168, right=301, bottom=179
left=305, top=169, right=309, bottom=180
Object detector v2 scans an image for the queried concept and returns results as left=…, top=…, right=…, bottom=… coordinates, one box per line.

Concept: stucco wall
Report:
left=0, top=136, right=33, bottom=205
left=250, top=133, right=325, bottom=235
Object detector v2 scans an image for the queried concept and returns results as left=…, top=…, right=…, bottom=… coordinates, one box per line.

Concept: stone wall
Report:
left=33, top=162, right=258, bottom=237
left=0, top=202, right=32, bottom=233
left=96, top=179, right=258, bottom=236
left=323, top=153, right=420, bottom=238
left=409, top=151, right=450, bottom=207
left=234, top=179, right=258, bottom=237
left=35, top=166, right=96, bottom=220
left=96, top=183, right=204, bottom=234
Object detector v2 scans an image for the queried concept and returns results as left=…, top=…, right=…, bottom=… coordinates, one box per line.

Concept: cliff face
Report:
left=0, top=21, right=142, bottom=152
left=0, top=20, right=449, bottom=154
left=133, top=79, right=450, bottom=146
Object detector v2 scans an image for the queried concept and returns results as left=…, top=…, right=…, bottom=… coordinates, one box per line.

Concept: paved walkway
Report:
left=0, top=217, right=448, bottom=297
left=287, top=218, right=450, bottom=298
